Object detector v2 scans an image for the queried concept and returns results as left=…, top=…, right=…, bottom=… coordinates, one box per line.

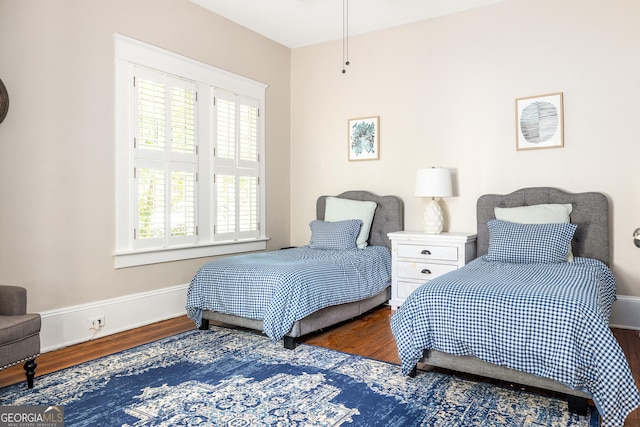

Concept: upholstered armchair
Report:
left=0, top=285, right=41, bottom=388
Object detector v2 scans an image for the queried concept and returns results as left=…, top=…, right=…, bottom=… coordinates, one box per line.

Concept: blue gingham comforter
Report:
left=187, top=246, right=391, bottom=342
left=391, top=256, right=640, bottom=427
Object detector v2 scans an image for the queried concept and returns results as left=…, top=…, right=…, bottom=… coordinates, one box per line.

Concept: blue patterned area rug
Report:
left=0, top=326, right=598, bottom=426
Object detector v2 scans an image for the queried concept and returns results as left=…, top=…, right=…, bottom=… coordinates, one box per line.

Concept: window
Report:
left=213, top=90, right=261, bottom=242
left=114, top=35, right=267, bottom=268
left=133, top=67, right=198, bottom=250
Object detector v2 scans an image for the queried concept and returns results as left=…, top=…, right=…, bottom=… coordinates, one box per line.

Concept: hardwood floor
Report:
left=1, top=306, right=638, bottom=425
left=0, top=315, right=195, bottom=389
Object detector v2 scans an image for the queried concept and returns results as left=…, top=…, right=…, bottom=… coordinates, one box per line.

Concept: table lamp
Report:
left=415, top=167, right=453, bottom=234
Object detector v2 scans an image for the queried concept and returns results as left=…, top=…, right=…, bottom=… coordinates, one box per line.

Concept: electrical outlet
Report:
left=88, top=315, right=106, bottom=330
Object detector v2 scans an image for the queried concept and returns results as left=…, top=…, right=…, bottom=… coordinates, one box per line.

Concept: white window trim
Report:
left=114, top=239, right=269, bottom=269
left=114, top=34, right=268, bottom=268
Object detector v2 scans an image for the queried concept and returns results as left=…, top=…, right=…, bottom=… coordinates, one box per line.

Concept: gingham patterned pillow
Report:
left=485, top=219, right=577, bottom=263
left=309, top=219, right=362, bottom=250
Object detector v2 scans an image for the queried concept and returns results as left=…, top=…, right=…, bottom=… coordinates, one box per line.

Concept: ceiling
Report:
left=191, top=0, right=504, bottom=49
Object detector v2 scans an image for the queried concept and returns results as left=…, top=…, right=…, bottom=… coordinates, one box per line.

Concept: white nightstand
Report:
left=387, top=231, right=477, bottom=309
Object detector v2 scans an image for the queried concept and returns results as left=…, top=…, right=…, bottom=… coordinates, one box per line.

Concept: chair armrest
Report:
left=0, top=285, right=27, bottom=316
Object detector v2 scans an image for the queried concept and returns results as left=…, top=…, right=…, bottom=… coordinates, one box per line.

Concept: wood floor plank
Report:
left=1, top=306, right=638, bottom=425
left=301, top=306, right=401, bottom=363
left=612, top=328, right=640, bottom=426
left=0, top=315, right=195, bottom=389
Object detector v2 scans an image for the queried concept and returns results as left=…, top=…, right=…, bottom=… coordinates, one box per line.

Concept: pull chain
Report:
left=342, top=0, right=350, bottom=74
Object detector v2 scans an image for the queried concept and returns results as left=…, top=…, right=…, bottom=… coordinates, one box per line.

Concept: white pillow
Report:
left=324, top=197, right=377, bottom=249
left=494, top=203, right=574, bottom=261
left=494, top=203, right=572, bottom=224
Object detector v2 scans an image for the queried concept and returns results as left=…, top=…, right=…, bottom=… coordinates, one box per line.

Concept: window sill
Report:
left=113, top=238, right=269, bottom=269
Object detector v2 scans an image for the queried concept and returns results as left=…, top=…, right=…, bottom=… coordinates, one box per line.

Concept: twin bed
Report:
left=187, top=191, right=404, bottom=349
left=186, top=187, right=639, bottom=427
left=391, top=187, right=639, bottom=427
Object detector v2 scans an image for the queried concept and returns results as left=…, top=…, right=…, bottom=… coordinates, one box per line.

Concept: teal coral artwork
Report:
left=348, top=116, right=379, bottom=160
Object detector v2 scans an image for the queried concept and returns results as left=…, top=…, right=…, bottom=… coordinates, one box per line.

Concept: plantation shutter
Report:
left=213, top=90, right=260, bottom=241
left=132, top=66, right=198, bottom=249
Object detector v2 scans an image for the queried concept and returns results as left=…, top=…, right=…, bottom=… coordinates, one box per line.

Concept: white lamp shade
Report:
left=415, top=168, right=453, bottom=198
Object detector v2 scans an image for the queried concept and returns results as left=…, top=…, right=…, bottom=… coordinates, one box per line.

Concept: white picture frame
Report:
left=348, top=116, right=380, bottom=161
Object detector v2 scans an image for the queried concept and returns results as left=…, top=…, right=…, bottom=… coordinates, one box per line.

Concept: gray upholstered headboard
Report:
left=477, top=187, right=610, bottom=265
left=316, top=191, right=404, bottom=249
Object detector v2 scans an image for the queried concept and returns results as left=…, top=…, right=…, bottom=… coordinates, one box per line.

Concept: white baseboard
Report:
left=609, top=294, right=640, bottom=331
left=38, top=286, right=640, bottom=353
left=39, top=283, right=191, bottom=353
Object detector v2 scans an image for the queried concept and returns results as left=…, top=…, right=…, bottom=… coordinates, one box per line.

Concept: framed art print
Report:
left=516, top=92, right=564, bottom=151
left=348, top=116, right=379, bottom=161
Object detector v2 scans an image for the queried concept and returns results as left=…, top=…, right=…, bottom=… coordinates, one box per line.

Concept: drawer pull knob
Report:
left=420, top=249, right=431, bottom=255
left=421, top=269, right=431, bottom=275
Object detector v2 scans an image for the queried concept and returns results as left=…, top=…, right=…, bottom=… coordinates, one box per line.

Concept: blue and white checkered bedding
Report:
left=391, top=256, right=640, bottom=427
left=186, top=245, right=391, bottom=342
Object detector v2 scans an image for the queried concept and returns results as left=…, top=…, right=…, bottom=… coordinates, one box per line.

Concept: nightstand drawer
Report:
left=397, top=261, right=457, bottom=281
left=397, top=244, right=458, bottom=261
left=397, top=280, right=424, bottom=299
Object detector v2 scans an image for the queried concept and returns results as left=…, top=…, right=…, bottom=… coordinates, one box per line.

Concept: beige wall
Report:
left=0, top=0, right=291, bottom=312
left=290, top=0, right=640, bottom=297
left=2, top=0, right=639, bottom=316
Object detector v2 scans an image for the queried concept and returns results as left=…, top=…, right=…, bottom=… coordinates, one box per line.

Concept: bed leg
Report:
left=567, top=395, right=588, bottom=415
left=198, top=319, right=210, bottom=331
left=408, top=365, right=417, bottom=378
left=283, top=336, right=297, bottom=349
